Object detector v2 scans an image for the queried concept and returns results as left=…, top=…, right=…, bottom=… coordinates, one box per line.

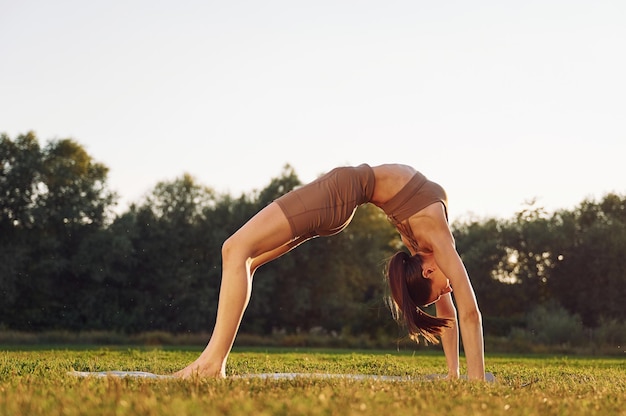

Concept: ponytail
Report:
left=385, top=251, right=453, bottom=344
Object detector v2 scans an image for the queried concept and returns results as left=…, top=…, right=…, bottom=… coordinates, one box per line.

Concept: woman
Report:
left=174, top=164, right=485, bottom=380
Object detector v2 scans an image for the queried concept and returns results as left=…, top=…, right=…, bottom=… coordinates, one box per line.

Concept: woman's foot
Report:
left=172, top=360, right=226, bottom=379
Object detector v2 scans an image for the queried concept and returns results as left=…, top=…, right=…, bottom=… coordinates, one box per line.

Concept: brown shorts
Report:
left=275, top=164, right=375, bottom=239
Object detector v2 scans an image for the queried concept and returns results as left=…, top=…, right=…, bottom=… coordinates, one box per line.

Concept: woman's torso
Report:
left=370, top=164, right=448, bottom=254
left=369, top=164, right=418, bottom=205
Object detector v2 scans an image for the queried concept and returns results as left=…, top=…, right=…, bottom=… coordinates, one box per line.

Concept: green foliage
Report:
left=453, top=195, right=626, bottom=337
left=0, top=132, right=41, bottom=228
left=547, top=195, right=626, bottom=326
left=593, top=318, right=626, bottom=346
left=0, top=132, right=116, bottom=330
left=2, top=131, right=625, bottom=347
left=510, top=303, right=585, bottom=346
left=453, top=218, right=527, bottom=317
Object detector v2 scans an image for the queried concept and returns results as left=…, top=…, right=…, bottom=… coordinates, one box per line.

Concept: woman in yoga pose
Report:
left=174, top=163, right=485, bottom=380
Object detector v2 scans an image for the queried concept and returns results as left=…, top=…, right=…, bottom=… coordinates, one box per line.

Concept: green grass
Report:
left=1, top=347, right=624, bottom=415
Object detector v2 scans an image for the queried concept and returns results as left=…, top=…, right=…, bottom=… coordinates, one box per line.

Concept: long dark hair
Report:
left=385, top=251, right=453, bottom=344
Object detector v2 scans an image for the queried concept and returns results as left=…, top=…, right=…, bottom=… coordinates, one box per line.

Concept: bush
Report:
left=483, top=316, right=525, bottom=337
left=593, top=318, right=626, bottom=346
left=510, top=303, right=585, bottom=346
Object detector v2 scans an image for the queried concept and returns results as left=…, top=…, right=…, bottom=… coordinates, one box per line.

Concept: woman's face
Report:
left=421, top=258, right=453, bottom=305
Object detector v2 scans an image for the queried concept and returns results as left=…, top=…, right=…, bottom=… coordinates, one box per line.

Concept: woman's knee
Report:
left=222, top=233, right=249, bottom=264
left=221, top=235, right=236, bottom=261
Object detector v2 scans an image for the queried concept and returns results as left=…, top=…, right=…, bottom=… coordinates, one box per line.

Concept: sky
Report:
left=2, top=0, right=625, bottom=222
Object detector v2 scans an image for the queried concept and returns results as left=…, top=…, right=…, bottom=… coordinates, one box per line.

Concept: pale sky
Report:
left=2, top=0, right=624, bottom=222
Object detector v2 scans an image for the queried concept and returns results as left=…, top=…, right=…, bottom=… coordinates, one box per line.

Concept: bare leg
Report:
left=173, top=202, right=294, bottom=378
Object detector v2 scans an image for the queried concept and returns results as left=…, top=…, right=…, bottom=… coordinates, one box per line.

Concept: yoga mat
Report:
left=70, top=371, right=173, bottom=379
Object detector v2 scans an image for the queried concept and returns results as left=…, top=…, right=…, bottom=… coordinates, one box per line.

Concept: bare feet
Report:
left=172, top=360, right=226, bottom=379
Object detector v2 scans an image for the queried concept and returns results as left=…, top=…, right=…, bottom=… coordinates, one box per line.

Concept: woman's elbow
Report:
left=459, top=307, right=482, bottom=326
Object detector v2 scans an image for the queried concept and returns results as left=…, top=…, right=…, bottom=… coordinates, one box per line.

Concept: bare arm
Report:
left=403, top=231, right=460, bottom=378
left=411, top=204, right=484, bottom=380
left=431, top=235, right=485, bottom=380
left=435, top=293, right=459, bottom=379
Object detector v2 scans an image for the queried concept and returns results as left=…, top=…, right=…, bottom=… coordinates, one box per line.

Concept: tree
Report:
left=548, top=194, right=626, bottom=326
left=501, top=202, right=561, bottom=305
left=0, top=132, right=42, bottom=229
left=0, top=133, right=42, bottom=318
left=453, top=217, right=527, bottom=334
left=36, top=138, right=115, bottom=228
left=113, top=174, right=223, bottom=332
left=0, top=132, right=116, bottom=329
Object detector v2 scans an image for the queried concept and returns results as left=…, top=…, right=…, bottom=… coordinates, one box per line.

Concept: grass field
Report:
left=0, top=347, right=624, bottom=415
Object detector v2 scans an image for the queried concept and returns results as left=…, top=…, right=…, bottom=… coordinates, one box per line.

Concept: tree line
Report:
left=1, top=132, right=625, bottom=343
